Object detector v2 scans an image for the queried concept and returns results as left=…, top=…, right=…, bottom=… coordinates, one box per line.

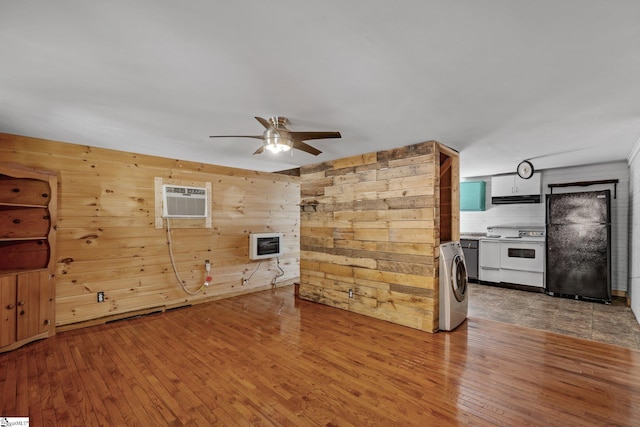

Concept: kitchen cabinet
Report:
left=461, top=239, right=478, bottom=281
left=0, top=163, right=57, bottom=352
left=460, top=181, right=486, bottom=211
left=491, top=173, right=541, bottom=204
left=0, top=270, right=54, bottom=349
left=479, top=239, right=501, bottom=283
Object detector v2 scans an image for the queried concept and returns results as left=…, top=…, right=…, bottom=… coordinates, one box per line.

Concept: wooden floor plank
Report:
left=14, top=350, right=30, bottom=416
left=1, top=284, right=640, bottom=425
left=25, top=347, right=44, bottom=426
left=0, top=351, right=17, bottom=415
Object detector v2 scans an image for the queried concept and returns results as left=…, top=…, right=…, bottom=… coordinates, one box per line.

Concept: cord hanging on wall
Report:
left=166, top=218, right=210, bottom=295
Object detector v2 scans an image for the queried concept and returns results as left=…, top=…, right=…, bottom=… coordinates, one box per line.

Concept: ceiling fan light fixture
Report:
left=264, top=140, right=292, bottom=153
left=210, top=115, right=340, bottom=156
left=263, top=130, right=292, bottom=153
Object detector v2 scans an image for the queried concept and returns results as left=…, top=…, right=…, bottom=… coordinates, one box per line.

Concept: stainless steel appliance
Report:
left=546, top=190, right=611, bottom=303
left=460, top=239, right=478, bottom=281
left=479, top=225, right=545, bottom=288
left=439, top=242, right=468, bottom=331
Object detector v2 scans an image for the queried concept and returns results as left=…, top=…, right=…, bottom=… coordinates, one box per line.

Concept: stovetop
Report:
left=479, top=224, right=546, bottom=241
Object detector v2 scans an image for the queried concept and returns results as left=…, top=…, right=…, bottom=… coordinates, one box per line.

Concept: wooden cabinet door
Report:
left=16, top=270, right=51, bottom=341
left=38, top=271, right=55, bottom=336
left=0, top=275, right=17, bottom=348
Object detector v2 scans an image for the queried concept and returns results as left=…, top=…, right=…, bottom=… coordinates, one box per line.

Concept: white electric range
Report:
left=479, top=225, right=545, bottom=288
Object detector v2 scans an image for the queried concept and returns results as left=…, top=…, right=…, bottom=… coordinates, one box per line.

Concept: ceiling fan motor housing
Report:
left=268, top=116, right=289, bottom=129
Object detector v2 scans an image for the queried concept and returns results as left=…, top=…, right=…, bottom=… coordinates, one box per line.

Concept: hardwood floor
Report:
left=2, top=284, right=640, bottom=426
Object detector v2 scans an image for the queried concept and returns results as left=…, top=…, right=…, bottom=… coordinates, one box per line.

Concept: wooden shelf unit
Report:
left=0, top=163, right=57, bottom=352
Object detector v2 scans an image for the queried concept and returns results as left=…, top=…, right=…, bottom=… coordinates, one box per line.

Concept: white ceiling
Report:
left=2, top=1, right=640, bottom=177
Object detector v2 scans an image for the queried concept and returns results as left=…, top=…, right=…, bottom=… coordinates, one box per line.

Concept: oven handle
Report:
left=480, top=267, right=500, bottom=271
left=501, top=267, right=543, bottom=274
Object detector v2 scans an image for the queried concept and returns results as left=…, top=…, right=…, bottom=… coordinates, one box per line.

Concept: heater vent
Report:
left=162, top=185, right=207, bottom=218
left=249, top=232, right=283, bottom=260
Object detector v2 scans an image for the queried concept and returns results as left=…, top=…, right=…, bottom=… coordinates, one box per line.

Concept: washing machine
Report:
left=439, top=241, right=469, bottom=331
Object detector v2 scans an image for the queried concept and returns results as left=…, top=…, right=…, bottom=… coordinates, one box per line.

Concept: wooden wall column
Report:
left=299, top=141, right=460, bottom=332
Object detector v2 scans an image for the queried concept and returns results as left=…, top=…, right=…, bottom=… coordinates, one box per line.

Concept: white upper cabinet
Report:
left=491, top=173, right=541, bottom=203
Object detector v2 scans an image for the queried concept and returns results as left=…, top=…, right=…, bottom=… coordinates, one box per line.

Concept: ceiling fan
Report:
left=209, top=116, right=341, bottom=156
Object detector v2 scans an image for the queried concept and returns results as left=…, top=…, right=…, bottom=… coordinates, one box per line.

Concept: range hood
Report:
left=491, top=194, right=541, bottom=204
left=491, top=173, right=541, bottom=205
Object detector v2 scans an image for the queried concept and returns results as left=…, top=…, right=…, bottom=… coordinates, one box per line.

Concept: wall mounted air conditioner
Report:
left=162, top=185, right=208, bottom=218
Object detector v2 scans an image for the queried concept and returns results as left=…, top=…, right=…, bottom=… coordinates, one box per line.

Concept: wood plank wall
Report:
left=0, top=133, right=300, bottom=328
left=299, top=141, right=459, bottom=332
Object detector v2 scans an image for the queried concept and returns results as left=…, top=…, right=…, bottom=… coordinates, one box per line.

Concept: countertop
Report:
left=460, top=233, right=487, bottom=241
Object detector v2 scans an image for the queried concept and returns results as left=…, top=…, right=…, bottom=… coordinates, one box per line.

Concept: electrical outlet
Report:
left=97, top=291, right=105, bottom=303
left=348, top=289, right=353, bottom=298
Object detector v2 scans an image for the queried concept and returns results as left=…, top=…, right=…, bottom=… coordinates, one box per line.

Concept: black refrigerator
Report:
left=546, top=190, right=611, bottom=303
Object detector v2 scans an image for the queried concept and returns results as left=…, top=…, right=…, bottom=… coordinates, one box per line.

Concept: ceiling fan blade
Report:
left=253, top=145, right=266, bottom=155
left=292, top=140, right=322, bottom=156
left=209, top=135, right=263, bottom=139
left=289, top=131, right=341, bottom=141
left=255, top=116, right=271, bottom=129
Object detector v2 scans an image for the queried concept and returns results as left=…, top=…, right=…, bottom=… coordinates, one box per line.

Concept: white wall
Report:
left=461, top=161, right=629, bottom=293
left=628, top=146, right=640, bottom=322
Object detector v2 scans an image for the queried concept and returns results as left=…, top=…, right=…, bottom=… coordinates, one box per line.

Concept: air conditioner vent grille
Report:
left=162, top=185, right=208, bottom=218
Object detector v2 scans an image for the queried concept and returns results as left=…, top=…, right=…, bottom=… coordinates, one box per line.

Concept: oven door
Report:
left=500, top=240, right=544, bottom=271
left=500, top=240, right=545, bottom=287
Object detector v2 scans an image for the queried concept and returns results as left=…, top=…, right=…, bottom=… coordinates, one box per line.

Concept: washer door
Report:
left=451, top=254, right=468, bottom=302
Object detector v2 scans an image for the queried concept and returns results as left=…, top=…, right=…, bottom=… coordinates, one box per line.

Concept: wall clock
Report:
left=517, top=160, right=534, bottom=179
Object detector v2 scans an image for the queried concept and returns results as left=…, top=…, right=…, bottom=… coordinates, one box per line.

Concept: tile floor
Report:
left=468, top=283, right=640, bottom=350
